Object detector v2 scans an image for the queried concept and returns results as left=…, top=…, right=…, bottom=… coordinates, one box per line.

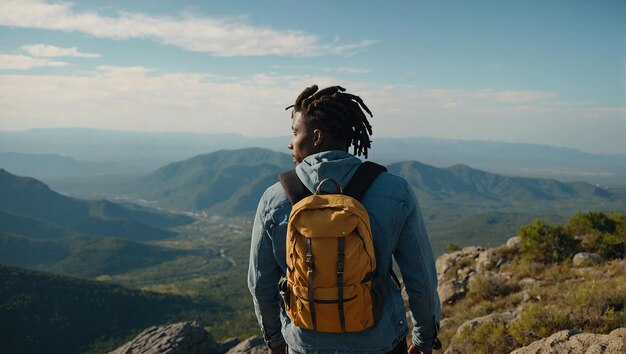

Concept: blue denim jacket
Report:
left=248, top=151, right=440, bottom=353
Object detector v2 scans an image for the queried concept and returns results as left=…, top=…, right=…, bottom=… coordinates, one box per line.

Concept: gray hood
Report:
left=295, top=150, right=362, bottom=194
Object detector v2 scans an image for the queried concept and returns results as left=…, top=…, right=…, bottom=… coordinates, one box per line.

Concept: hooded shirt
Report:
left=248, top=150, right=440, bottom=353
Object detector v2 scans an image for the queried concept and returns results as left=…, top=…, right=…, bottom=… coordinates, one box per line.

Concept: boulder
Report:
left=573, top=252, right=603, bottom=267
left=506, top=236, right=521, bottom=249
left=438, top=279, right=467, bottom=304
left=110, top=321, right=220, bottom=354
left=510, top=327, right=625, bottom=354
left=436, top=246, right=484, bottom=280
left=225, top=336, right=266, bottom=354
left=455, top=310, right=518, bottom=335
left=476, top=248, right=498, bottom=272
left=219, top=338, right=240, bottom=353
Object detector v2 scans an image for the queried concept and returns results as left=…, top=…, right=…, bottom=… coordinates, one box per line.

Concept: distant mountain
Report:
left=0, top=232, right=190, bottom=277
left=388, top=161, right=612, bottom=205
left=0, top=169, right=193, bottom=241
left=2, top=128, right=625, bottom=185
left=132, top=148, right=292, bottom=213
left=0, top=263, right=221, bottom=354
left=0, top=152, right=98, bottom=179
left=131, top=148, right=615, bottom=214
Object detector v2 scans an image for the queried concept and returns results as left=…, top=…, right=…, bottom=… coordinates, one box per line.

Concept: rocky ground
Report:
left=110, top=236, right=624, bottom=354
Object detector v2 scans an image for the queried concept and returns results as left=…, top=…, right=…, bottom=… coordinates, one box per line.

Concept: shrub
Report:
left=468, top=274, right=518, bottom=301
left=519, top=220, right=579, bottom=263
left=509, top=303, right=571, bottom=345
left=568, top=212, right=625, bottom=260
left=447, top=243, right=461, bottom=252
left=452, top=320, right=518, bottom=354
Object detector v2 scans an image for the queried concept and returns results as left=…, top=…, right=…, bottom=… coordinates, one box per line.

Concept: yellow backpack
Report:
left=278, top=162, right=392, bottom=333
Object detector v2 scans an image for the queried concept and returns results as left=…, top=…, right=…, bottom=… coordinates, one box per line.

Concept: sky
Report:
left=0, top=0, right=624, bottom=154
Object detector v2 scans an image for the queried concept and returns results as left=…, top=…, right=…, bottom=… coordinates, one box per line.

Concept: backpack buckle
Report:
left=337, top=262, right=344, bottom=274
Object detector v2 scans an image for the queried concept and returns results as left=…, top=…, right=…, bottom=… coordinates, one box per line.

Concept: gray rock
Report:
left=476, top=248, right=498, bottom=272
left=455, top=310, right=518, bottom=335
left=509, top=327, right=625, bottom=354
left=109, top=321, right=220, bottom=354
left=506, top=236, right=521, bottom=249
left=219, top=338, right=240, bottom=353
left=573, top=252, right=604, bottom=267
left=225, top=336, right=266, bottom=354
left=438, top=279, right=466, bottom=304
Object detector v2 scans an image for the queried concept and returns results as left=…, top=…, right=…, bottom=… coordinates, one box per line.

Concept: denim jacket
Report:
left=248, top=150, right=441, bottom=353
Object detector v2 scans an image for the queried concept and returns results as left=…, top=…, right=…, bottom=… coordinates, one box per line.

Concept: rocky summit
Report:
left=111, top=222, right=624, bottom=354
left=109, top=322, right=264, bottom=354
left=510, top=328, right=625, bottom=354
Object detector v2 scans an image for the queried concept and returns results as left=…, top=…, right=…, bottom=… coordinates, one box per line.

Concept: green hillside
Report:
left=0, top=232, right=191, bottom=277
left=132, top=148, right=292, bottom=213
left=0, top=209, right=76, bottom=240
left=0, top=263, right=224, bottom=354
left=388, top=161, right=612, bottom=205
left=0, top=169, right=193, bottom=241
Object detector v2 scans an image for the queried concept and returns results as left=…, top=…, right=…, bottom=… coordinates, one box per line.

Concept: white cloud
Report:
left=22, top=44, right=100, bottom=58
left=329, top=67, right=371, bottom=74
left=0, top=53, right=68, bottom=70
left=0, top=0, right=377, bottom=57
left=0, top=68, right=623, bottom=154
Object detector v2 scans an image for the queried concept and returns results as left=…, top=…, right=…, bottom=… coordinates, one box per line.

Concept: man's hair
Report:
left=287, top=85, right=374, bottom=158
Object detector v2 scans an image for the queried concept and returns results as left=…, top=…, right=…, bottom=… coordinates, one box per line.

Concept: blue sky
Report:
left=0, top=0, right=624, bottom=154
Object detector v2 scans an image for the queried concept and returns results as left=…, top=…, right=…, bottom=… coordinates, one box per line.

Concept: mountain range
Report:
left=1, top=128, right=624, bottom=186
left=128, top=148, right=617, bottom=215
left=0, top=169, right=192, bottom=241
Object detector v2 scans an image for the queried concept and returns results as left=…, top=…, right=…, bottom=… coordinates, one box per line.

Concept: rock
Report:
left=510, top=327, right=625, bottom=354
left=506, top=236, right=521, bottom=249
left=476, top=248, right=498, bottom=272
left=225, top=336, right=266, bottom=354
left=436, top=246, right=485, bottom=280
left=573, top=252, right=603, bottom=267
left=455, top=310, right=518, bottom=335
left=438, top=279, right=466, bottom=304
left=219, top=338, right=240, bottom=353
left=110, top=321, right=220, bottom=354
left=436, top=252, right=457, bottom=280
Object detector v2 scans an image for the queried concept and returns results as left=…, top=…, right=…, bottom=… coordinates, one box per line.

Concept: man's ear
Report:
left=312, top=129, right=324, bottom=147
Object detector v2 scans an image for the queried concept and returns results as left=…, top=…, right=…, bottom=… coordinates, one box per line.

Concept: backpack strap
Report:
left=343, top=161, right=387, bottom=200
left=279, top=161, right=387, bottom=205
left=279, top=170, right=312, bottom=205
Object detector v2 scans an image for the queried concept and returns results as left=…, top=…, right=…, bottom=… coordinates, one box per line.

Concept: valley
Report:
left=0, top=145, right=624, bottom=353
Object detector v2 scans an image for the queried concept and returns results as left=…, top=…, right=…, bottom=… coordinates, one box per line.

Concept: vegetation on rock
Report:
left=437, top=211, right=624, bottom=354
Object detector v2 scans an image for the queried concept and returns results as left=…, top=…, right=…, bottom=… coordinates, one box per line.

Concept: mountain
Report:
left=0, top=263, right=222, bottom=354
left=0, top=232, right=189, bottom=277
left=0, top=169, right=193, bottom=241
left=0, top=152, right=105, bottom=179
left=1, top=128, right=625, bottom=185
left=388, top=161, right=612, bottom=205
left=131, top=148, right=293, bottom=213
left=131, top=148, right=615, bottom=214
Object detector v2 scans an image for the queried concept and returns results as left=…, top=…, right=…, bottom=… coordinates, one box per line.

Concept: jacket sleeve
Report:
left=393, top=183, right=441, bottom=350
left=247, top=192, right=285, bottom=347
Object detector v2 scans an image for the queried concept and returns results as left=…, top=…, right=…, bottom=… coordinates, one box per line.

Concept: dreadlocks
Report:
left=286, top=85, right=374, bottom=158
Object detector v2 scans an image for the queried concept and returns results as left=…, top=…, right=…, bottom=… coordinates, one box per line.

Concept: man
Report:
left=248, top=85, right=440, bottom=354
